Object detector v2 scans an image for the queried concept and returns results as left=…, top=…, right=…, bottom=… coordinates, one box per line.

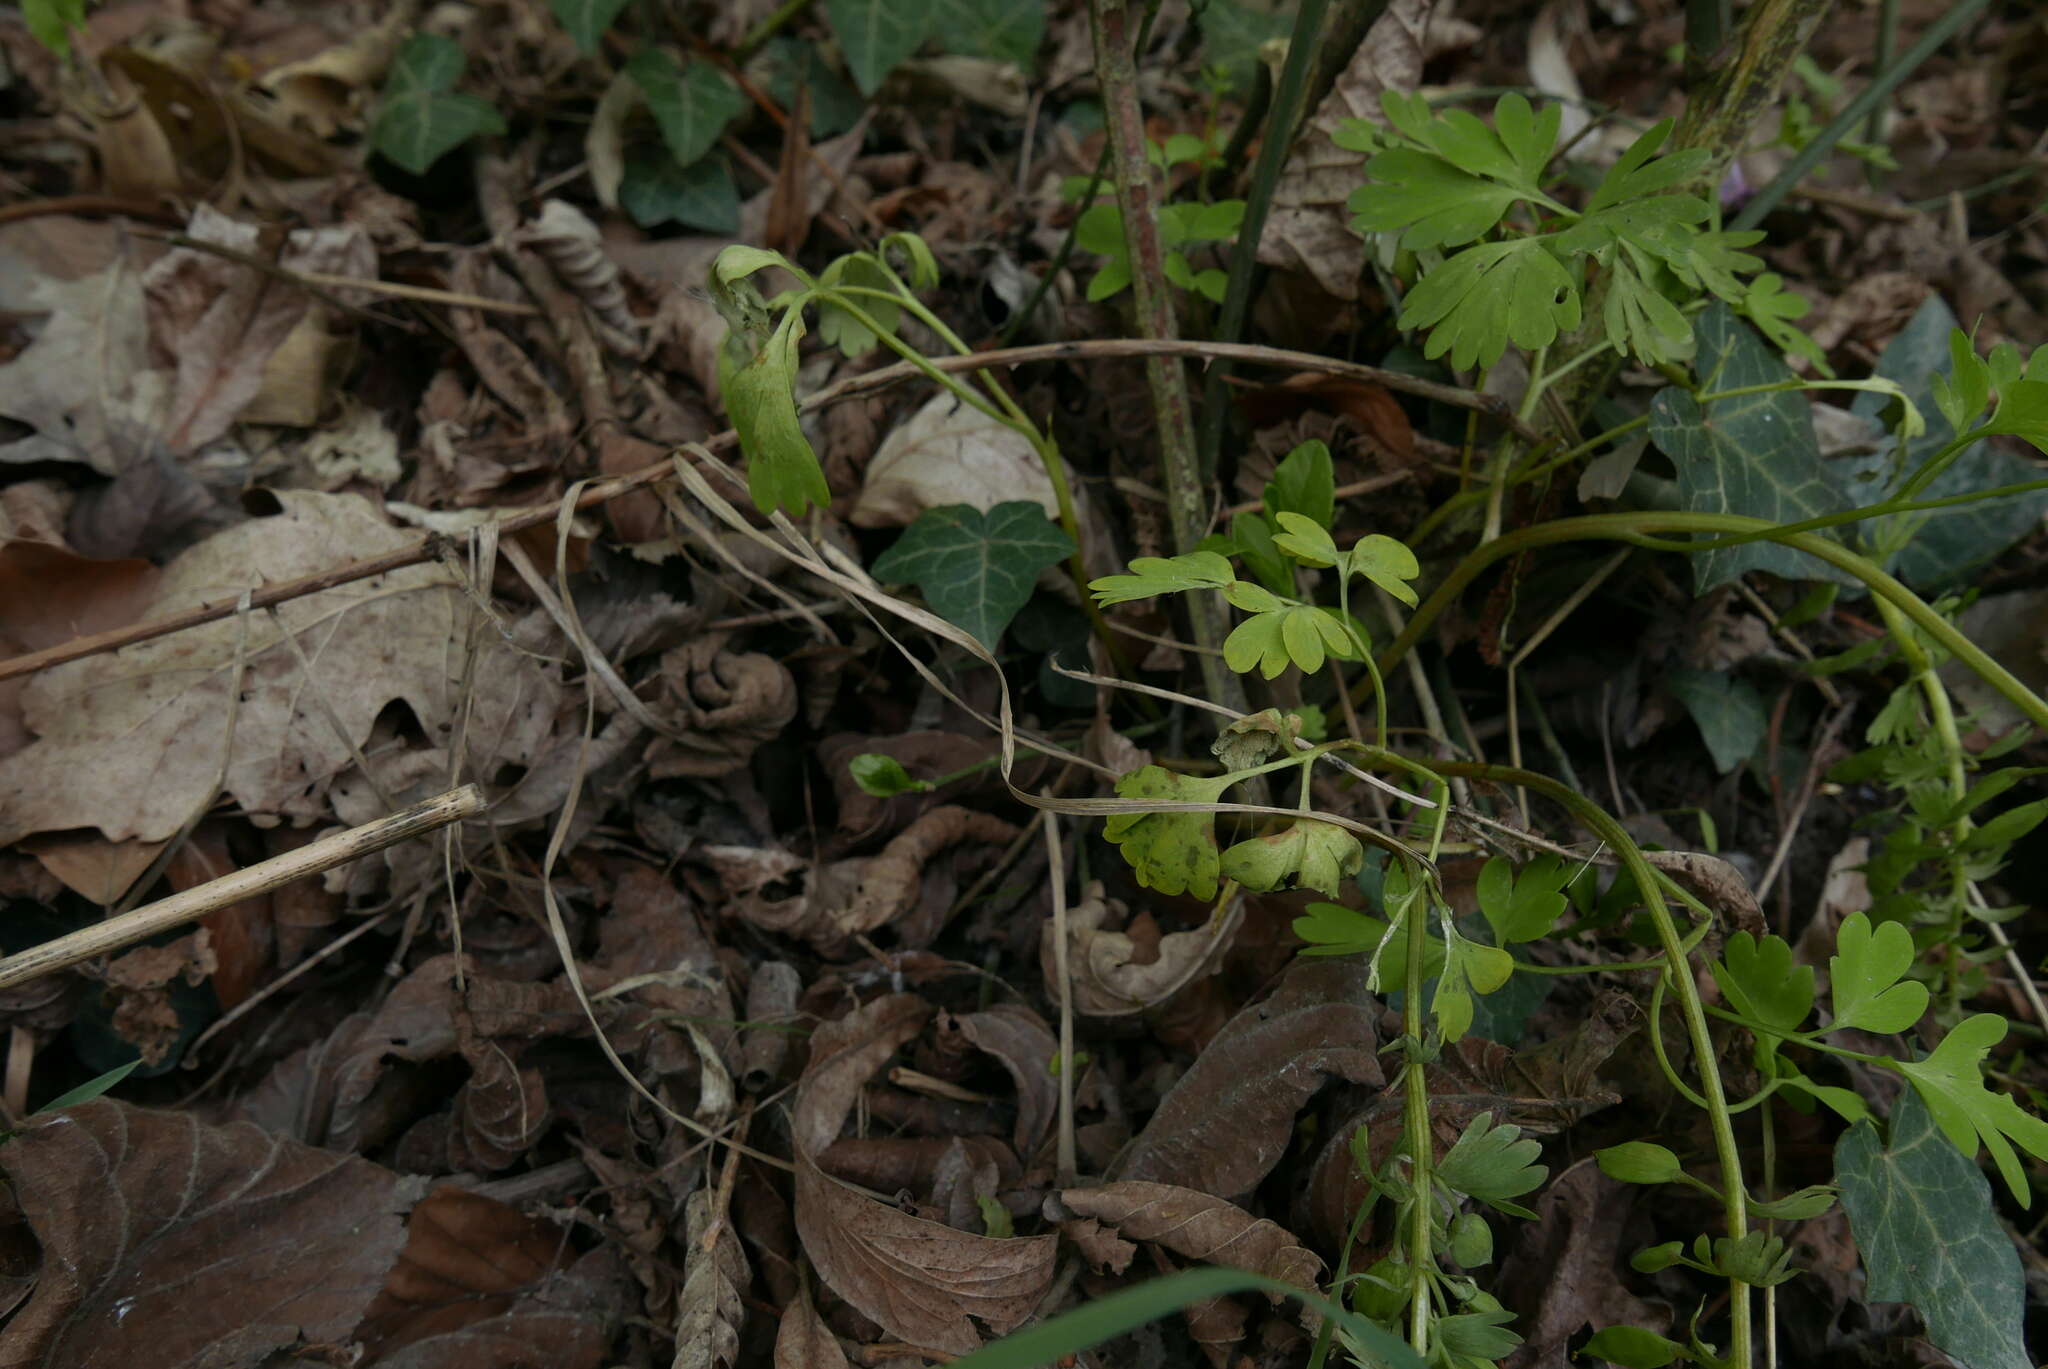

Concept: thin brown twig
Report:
left=0, top=338, right=1526, bottom=686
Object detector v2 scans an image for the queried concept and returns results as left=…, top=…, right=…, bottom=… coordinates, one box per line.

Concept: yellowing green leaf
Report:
left=1220, top=819, right=1363, bottom=896
left=726, top=313, right=831, bottom=516
left=1347, top=534, right=1420, bottom=606
left=1103, top=766, right=1235, bottom=901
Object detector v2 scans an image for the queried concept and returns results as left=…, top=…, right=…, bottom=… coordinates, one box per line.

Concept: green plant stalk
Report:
left=1670, top=0, right=1835, bottom=199
left=1731, top=0, right=1991, bottom=230
left=1197, top=0, right=1343, bottom=474
left=1370, top=512, right=2048, bottom=732
left=1088, top=0, right=1246, bottom=718
left=1434, top=760, right=1753, bottom=1365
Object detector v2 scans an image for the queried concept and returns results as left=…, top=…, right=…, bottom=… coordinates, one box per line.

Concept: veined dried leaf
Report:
left=1060, top=1181, right=1323, bottom=1295
left=674, top=1187, right=750, bottom=1369
left=848, top=393, right=1060, bottom=529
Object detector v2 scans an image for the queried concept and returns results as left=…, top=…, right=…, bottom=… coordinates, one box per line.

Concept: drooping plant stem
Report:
left=1369, top=511, right=2048, bottom=732
left=1087, top=0, right=1247, bottom=716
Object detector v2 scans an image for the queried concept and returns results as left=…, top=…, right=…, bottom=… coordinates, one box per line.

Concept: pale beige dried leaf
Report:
left=849, top=393, right=1060, bottom=528
left=1059, top=1181, right=1322, bottom=1293
left=1258, top=0, right=1431, bottom=300
left=0, top=490, right=560, bottom=844
left=793, top=995, right=1056, bottom=1353
left=773, top=1279, right=850, bottom=1369
left=838, top=804, right=1019, bottom=946
left=0, top=1098, right=424, bottom=1369
left=1115, top=958, right=1381, bottom=1200
left=0, top=265, right=151, bottom=473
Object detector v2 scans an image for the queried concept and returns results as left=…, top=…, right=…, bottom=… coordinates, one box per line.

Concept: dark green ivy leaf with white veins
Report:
left=871, top=502, right=1075, bottom=649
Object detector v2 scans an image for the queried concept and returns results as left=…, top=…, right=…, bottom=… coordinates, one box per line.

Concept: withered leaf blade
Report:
left=1115, top=957, right=1382, bottom=1199
left=1060, top=1181, right=1324, bottom=1296
left=793, top=994, right=1056, bottom=1353
left=0, top=1098, right=425, bottom=1369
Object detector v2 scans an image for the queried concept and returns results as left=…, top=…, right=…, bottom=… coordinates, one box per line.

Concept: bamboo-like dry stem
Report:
left=0, top=785, right=484, bottom=991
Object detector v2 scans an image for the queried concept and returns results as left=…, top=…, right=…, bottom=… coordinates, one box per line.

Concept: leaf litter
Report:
left=0, top=0, right=2044, bottom=1366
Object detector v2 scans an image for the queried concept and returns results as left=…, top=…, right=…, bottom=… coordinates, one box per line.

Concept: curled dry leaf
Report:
left=793, top=994, right=1055, bottom=1353
left=1039, top=881, right=1235, bottom=1018
left=643, top=637, right=800, bottom=780
left=820, top=1134, right=1021, bottom=1196
left=523, top=200, right=640, bottom=357
left=1642, top=849, right=1768, bottom=939
left=0, top=1098, right=425, bottom=1369
left=0, top=490, right=561, bottom=846
left=1116, top=958, right=1382, bottom=1201
left=741, top=959, right=803, bottom=1093
left=838, top=804, right=1020, bottom=948
left=103, top=929, right=217, bottom=1067
left=1059, top=1181, right=1323, bottom=1298
left=939, top=1003, right=1060, bottom=1158
left=848, top=393, right=1060, bottom=529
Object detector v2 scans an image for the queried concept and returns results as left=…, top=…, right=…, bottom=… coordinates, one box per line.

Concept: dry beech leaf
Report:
left=1041, top=881, right=1235, bottom=1017
left=1060, top=1181, right=1323, bottom=1296
left=0, top=490, right=561, bottom=845
left=793, top=994, right=1056, bottom=1353
left=848, top=393, right=1060, bottom=529
left=1116, top=958, right=1382, bottom=1200
left=0, top=1098, right=425, bottom=1369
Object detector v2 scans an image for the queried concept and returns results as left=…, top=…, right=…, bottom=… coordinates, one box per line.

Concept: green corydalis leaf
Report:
left=370, top=34, right=506, bottom=176
left=1712, top=929, right=1814, bottom=1032
left=1103, top=766, right=1234, bottom=901
left=1579, top=1326, right=1685, bottom=1369
left=1347, top=534, right=1420, bottom=606
left=627, top=48, right=746, bottom=170
left=1827, top=912, right=1928, bottom=1033
left=1271, top=511, right=1339, bottom=567
left=815, top=253, right=899, bottom=358
left=870, top=502, right=1075, bottom=648
left=1220, top=818, right=1363, bottom=897
left=1892, top=1012, right=2048, bottom=1206
left=1596, top=1141, right=1684, bottom=1186
left=849, top=753, right=928, bottom=797
left=1222, top=603, right=1356, bottom=678
left=1475, top=855, right=1572, bottom=944
left=1437, top=1111, right=1547, bottom=1217
left=1266, top=440, right=1334, bottom=530
left=1837, top=1088, right=2032, bottom=1369
left=1398, top=237, right=1581, bottom=372
left=1088, top=551, right=1235, bottom=606
left=724, top=313, right=831, bottom=516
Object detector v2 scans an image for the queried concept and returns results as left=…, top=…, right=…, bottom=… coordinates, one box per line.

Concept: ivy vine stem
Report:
left=1431, top=760, right=1753, bottom=1367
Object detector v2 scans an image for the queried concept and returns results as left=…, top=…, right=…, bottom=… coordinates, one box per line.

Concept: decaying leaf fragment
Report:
left=643, top=636, right=799, bottom=779
left=1039, top=880, right=1237, bottom=1017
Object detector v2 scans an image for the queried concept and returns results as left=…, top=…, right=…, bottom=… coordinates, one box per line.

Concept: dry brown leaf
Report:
left=848, top=393, right=1061, bottom=528
left=819, top=1134, right=1020, bottom=1195
left=1060, top=1216, right=1137, bottom=1275
left=1041, top=881, right=1234, bottom=1018
left=142, top=205, right=374, bottom=454
left=356, top=1186, right=576, bottom=1352
left=774, top=1277, right=852, bottom=1369
left=793, top=994, right=1055, bottom=1353
left=1258, top=0, right=1432, bottom=300
left=674, top=1187, right=751, bottom=1369
left=1115, top=958, right=1382, bottom=1200
left=0, top=1098, right=425, bottom=1369
left=0, top=264, right=152, bottom=473
left=0, top=490, right=561, bottom=845
left=838, top=804, right=1020, bottom=948
left=1059, top=1181, right=1323, bottom=1295
left=1493, top=1161, right=1668, bottom=1363
left=16, top=831, right=165, bottom=905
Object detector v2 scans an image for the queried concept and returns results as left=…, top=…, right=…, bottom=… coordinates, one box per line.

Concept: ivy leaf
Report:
left=1665, top=667, right=1768, bottom=775
left=1220, top=819, right=1364, bottom=897
left=1827, top=912, right=1928, bottom=1033
left=724, top=312, right=831, bottom=516
left=929, top=0, right=1044, bottom=68
left=1712, top=930, right=1814, bottom=1033
left=1265, top=440, right=1334, bottom=530
left=870, top=502, right=1076, bottom=648
left=1102, top=766, right=1235, bottom=901
left=370, top=34, right=506, bottom=176
left=826, top=0, right=930, bottom=94
left=621, top=147, right=739, bottom=232
left=1837, top=1088, right=2032, bottom=1369
left=627, top=49, right=745, bottom=170
left=1474, top=855, right=1572, bottom=945
left=1437, top=1111, right=1547, bottom=1218
left=1892, top=1012, right=2048, bottom=1206
left=549, top=0, right=631, bottom=53
left=1346, top=534, right=1420, bottom=607
left=1088, top=551, right=1235, bottom=606
left=1649, top=303, right=1857, bottom=591
left=1398, top=237, right=1581, bottom=372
